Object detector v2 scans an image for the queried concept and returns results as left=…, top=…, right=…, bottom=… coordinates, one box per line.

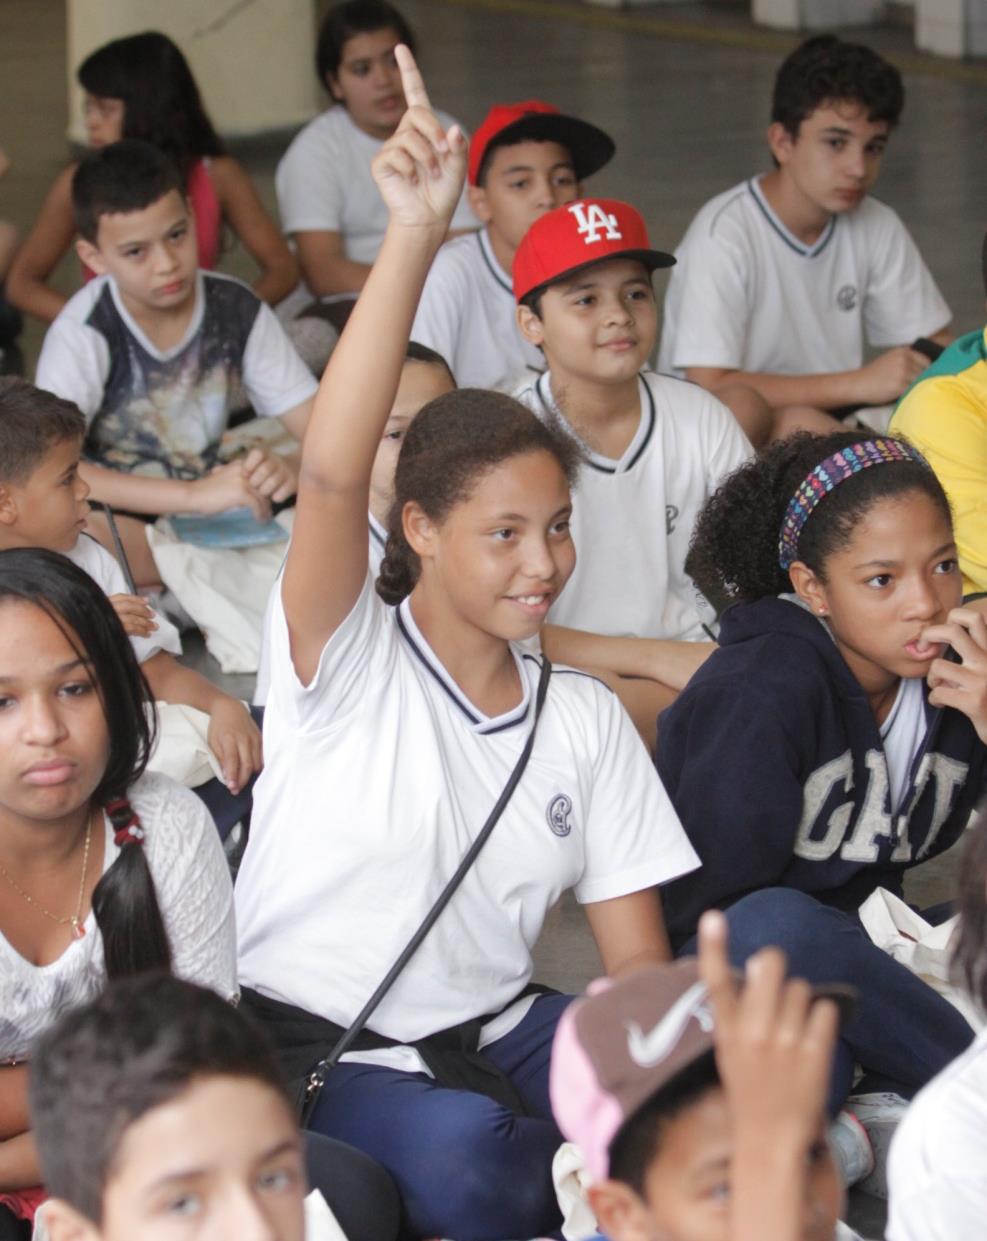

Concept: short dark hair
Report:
left=608, top=1052, right=719, bottom=1195
left=0, top=548, right=169, bottom=978
left=376, top=390, right=581, bottom=605
left=77, top=31, right=224, bottom=177
left=0, top=378, right=85, bottom=485
left=685, top=431, right=952, bottom=613
left=772, top=35, right=904, bottom=139
left=954, top=808, right=987, bottom=1014
left=72, top=139, right=185, bottom=245
left=405, top=339, right=455, bottom=385
left=30, top=973, right=292, bottom=1224
left=315, top=0, right=416, bottom=91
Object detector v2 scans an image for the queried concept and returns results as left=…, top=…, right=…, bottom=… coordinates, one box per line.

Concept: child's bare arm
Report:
left=141, top=653, right=262, bottom=793
left=282, top=46, right=468, bottom=684
left=698, top=910, right=839, bottom=1241
left=541, top=624, right=715, bottom=692
left=79, top=459, right=272, bottom=521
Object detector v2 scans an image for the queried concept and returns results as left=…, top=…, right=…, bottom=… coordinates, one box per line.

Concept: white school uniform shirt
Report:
left=886, top=1025, right=987, bottom=1241
left=515, top=371, right=752, bottom=641
left=411, top=229, right=544, bottom=393
left=65, top=533, right=182, bottom=662
left=0, top=771, right=237, bottom=1062
left=657, top=177, right=950, bottom=379
left=276, top=106, right=477, bottom=270
left=252, top=515, right=387, bottom=707
left=36, top=272, right=317, bottom=478
left=236, top=575, right=698, bottom=1072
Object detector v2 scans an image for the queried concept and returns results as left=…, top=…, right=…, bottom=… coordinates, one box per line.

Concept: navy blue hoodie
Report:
left=656, top=597, right=987, bottom=950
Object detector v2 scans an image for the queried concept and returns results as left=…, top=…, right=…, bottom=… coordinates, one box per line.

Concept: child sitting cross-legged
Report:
left=551, top=911, right=864, bottom=1241
left=0, top=377, right=261, bottom=795
left=35, top=139, right=317, bottom=589
left=513, top=200, right=753, bottom=739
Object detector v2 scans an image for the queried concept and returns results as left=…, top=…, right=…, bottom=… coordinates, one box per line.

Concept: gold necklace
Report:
left=0, top=808, right=95, bottom=940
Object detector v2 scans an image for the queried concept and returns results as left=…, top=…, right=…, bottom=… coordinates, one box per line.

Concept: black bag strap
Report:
left=301, top=656, right=553, bottom=1113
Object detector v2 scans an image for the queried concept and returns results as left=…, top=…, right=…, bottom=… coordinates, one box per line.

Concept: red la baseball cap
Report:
left=468, top=100, right=615, bottom=187
left=512, top=198, right=676, bottom=304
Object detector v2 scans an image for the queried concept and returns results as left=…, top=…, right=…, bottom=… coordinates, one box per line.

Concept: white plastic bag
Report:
left=858, top=888, right=984, bottom=1031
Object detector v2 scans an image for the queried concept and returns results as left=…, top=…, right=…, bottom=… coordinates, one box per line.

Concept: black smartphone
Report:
left=912, top=336, right=945, bottom=364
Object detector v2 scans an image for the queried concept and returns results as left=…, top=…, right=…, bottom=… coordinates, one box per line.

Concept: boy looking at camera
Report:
left=411, top=100, right=614, bottom=392
left=36, top=139, right=317, bottom=586
left=658, top=35, right=950, bottom=434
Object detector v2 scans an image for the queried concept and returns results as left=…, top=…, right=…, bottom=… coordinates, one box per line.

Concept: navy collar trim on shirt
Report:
left=534, top=372, right=655, bottom=475
left=477, top=229, right=515, bottom=296
left=395, top=599, right=532, bottom=733
left=368, top=513, right=387, bottom=550
left=746, top=178, right=836, bottom=259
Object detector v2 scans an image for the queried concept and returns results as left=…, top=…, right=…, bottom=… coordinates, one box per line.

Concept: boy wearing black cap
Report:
left=551, top=911, right=863, bottom=1241
left=513, top=200, right=751, bottom=732
left=411, top=101, right=614, bottom=391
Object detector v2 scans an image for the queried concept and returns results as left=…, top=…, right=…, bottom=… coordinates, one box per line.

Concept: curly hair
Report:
left=685, top=431, right=951, bottom=613
left=772, top=35, right=904, bottom=138
left=376, top=389, right=582, bottom=605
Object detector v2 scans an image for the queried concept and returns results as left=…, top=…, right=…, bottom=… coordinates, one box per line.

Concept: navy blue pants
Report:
left=307, top=993, right=571, bottom=1241
left=683, top=887, right=974, bottom=1114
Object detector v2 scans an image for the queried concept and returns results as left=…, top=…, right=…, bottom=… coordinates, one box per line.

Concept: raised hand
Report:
left=371, top=45, right=467, bottom=231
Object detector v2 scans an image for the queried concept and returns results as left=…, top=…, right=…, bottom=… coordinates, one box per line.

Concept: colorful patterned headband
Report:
left=778, top=438, right=929, bottom=571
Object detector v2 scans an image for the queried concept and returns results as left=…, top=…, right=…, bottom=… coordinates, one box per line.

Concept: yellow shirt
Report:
left=891, top=327, right=987, bottom=596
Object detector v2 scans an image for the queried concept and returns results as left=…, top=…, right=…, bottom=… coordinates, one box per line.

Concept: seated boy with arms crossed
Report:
left=514, top=199, right=752, bottom=742
left=551, top=911, right=862, bottom=1241
left=411, top=100, right=614, bottom=393
left=658, top=36, right=950, bottom=436
left=36, top=140, right=317, bottom=588
left=0, top=377, right=259, bottom=794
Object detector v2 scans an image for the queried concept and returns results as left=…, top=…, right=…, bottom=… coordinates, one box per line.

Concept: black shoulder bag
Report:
left=298, top=656, right=552, bottom=1125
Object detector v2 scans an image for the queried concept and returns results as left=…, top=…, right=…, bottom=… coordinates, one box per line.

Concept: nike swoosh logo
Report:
left=625, top=982, right=714, bottom=1067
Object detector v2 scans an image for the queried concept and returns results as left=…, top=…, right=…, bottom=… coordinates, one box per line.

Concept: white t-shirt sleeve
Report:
left=887, top=1176, right=986, bottom=1241
left=66, top=536, right=182, bottom=661
left=862, top=207, right=951, bottom=347
left=241, top=301, right=319, bottom=417
left=411, top=251, right=464, bottom=367
left=35, top=317, right=111, bottom=425
left=661, top=224, right=752, bottom=373
left=275, top=125, right=346, bottom=236
left=700, top=388, right=754, bottom=487
left=268, top=570, right=387, bottom=729
left=574, top=682, right=699, bottom=904
left=137, top=772, right=238, bottom=999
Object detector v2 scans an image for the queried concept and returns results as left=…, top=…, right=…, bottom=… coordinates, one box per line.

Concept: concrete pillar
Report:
left=916, top=0, right=987, bottom=58
left=65, top=0, right=320, bottom=143
left=751, top=0, right=887, bottom=29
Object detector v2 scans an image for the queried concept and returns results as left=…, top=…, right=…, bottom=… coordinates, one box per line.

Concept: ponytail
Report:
left=376, top=527, right=419, bottom=606
left=92, top=799, right=172, bottom=980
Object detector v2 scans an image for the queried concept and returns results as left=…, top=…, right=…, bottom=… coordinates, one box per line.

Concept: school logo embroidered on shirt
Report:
left=568, top=203, right=621, bottom=246
left=666, top=504, right=679, bottom=535
left=837, top=285, right=857, bottom=312
left=547, top=793, right=574, bottom=837
left=625, top=983, right=714, bottom=1067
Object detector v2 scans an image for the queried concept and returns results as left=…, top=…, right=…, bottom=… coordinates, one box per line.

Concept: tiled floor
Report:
left=4, top=2, right=983, bottom=1234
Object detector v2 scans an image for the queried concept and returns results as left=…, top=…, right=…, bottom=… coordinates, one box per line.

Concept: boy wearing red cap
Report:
left=550, top=912, right=862, bottom=1241
left=411, top=101, right=613, bottom=391
left=514, top=200, right=752, bottom=731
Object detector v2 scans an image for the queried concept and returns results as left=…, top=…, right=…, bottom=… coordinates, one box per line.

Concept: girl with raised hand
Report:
left=0, top=548, right=235, bottom=1230
left=7, top=31, right=297, bottom=325
left=235, top=47, right=697, bottom=1241
left=656, top=431, right=987, bottom=1191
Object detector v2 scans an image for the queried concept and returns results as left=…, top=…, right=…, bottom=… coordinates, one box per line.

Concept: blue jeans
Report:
left=307, top=993, right=571, bottom=1241
left=681, top=887, right=974, bottom=1113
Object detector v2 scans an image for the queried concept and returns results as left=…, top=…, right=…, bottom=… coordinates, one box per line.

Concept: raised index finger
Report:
left=395, top=44, right=431, bottom=112
left=697, top=910, right=737, bottom=1026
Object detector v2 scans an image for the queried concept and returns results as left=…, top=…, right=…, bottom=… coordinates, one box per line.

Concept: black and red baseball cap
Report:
left=512, top=198, right=676, bottom=304
left=468, top=100, right=615, bottom=187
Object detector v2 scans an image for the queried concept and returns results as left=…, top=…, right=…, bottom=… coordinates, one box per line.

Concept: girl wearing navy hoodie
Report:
left=655, top=430, right=987, bottom=1190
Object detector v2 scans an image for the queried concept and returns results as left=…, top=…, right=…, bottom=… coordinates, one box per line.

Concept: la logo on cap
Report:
left=568, top=202, right=622, bottom=246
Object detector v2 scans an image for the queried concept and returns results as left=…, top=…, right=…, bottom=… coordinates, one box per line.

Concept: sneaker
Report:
left=844, top=1090, right=908, bottom=1199
left=828, top=1108, right=874, bottom=1189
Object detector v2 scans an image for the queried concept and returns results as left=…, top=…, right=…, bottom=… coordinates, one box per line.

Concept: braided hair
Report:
left=376, top=388, right=581, bottom=606
left=0, top=548, right=171, bottom=977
